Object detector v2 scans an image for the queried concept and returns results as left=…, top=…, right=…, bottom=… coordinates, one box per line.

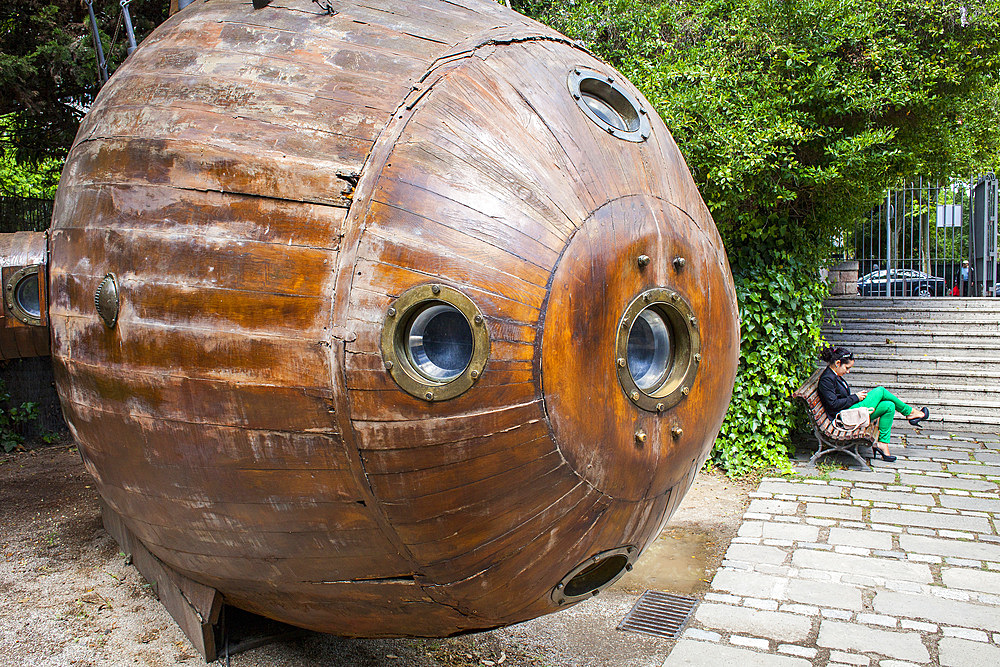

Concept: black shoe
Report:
left=908, top=407, right=929, bottom=426
left=871, top=445, right=897, bottom=463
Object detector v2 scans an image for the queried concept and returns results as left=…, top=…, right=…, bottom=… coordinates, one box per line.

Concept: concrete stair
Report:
left=821, top=297, right=1000, bottom=436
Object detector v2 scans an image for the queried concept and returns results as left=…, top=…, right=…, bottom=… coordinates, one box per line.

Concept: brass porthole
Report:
left=615, top=288, right=701, bottom=412
left=381, top=284, right=489, bottom=402
left=568, top=67, right=651, bottom=142
left=4, top=264, right=43, bottom=326
left=551, top=545, right=638, bottom=606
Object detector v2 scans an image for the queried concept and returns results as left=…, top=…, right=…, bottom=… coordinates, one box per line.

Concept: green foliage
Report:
left=715, top=254, right=830, bottom=473
left=0, top=378, right=39, bottom=453
left=518, top=0, right=1000, bottom=471
left=0, top=115, right=62, bottom=197
left=0, top=0, right=168, bottom=165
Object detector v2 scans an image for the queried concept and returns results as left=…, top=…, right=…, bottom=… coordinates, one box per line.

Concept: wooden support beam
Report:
left=101, top=500, right=223, bottom=661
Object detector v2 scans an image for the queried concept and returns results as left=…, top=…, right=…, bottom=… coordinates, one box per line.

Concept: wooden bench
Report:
left=792, top=367, right=879, bottom=469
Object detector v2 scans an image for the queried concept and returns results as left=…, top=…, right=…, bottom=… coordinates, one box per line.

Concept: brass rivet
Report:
left=671, top=293, right=679, bottom=302
left=384, top=360, right=393, bottom=370
left=635, top=430, right=647, bottom=445
left=689, top=316, right=698, bottom=327
left=656, top=403, right=665, bottom=412
left=673, top=256, right=686, bottom=269
left=470, top=370, right=479, bottom=380
left=637, top=254, right=650, bottom=268
left=387, top=307, right=396, bottom=317
left=630, top=391, right=640, bottom=401
left=681, top=386, right=690, bottom=396
left=694, top=353, right=702, bottom=363
left=424, top=391, right=434, bottom=401
left=617, top=357, right=626, bottom=368
left=643, top=293, right=650, bottom=302
left=474, top=314, right=483, bottom=325
left=672, top=426, right=684, bottom=439
left=431, top=284, right=441, bottom=295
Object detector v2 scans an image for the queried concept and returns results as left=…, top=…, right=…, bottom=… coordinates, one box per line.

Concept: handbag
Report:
left=834, top=407, right=871, bottom=430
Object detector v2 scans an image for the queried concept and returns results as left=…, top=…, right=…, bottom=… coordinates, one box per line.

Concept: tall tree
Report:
left=0, top=0, right=167, bottom=165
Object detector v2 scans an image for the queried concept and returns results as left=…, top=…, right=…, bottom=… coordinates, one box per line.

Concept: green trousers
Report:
left=850, top=386, right=914, bottom=444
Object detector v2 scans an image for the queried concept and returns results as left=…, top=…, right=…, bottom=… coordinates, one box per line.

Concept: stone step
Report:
left=818, top=295, right=1000, bottom=436
left=891, top=414, right=1000, bottom=433
left=827, top=296, right=1000, bottom=312
left=847, top=367, right=1000, bottom=386
left=841, top=352, right=1000, bottom=370
left=846, top=376, right=1000, bottom=399
left=823, top=319, right=1000, bottom=334
left=822, top=329, right=1000, bottom=346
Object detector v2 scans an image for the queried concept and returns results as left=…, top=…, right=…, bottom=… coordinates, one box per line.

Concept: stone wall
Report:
left=827, top=260, right=859, bottom=296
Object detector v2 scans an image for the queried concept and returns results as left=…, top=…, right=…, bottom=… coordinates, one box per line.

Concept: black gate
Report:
left=850, top=175, right=998, bottom=297
left=0, top=196, right=54, bottom=234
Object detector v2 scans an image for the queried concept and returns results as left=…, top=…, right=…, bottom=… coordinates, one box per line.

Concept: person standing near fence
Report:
left=960, top=259, right=976, bottom=297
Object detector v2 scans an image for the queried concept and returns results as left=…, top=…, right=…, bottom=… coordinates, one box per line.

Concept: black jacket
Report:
left=817, top=366, right=860, bottom=419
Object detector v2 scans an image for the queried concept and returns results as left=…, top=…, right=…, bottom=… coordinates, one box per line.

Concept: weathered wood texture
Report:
left=0, top=231, right=50, bottom=360
left=46, top=0, right=739, bottom=641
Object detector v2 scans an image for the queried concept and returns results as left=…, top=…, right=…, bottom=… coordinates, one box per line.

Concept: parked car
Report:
left=857, top=269, right=947, bottom=296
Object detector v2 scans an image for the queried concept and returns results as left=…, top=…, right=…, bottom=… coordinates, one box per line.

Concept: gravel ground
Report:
left=0, top=442, right=750, bottom=666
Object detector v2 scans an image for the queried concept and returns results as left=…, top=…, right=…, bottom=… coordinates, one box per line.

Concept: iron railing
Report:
left=0, top=196, right=53, bottom=234
left=845, top=175, right=998, bottom=297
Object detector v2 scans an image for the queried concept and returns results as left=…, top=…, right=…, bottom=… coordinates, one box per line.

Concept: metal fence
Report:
left=847, top=175, right=998, bottom=297
left=0, top=196, right=54, bottom=234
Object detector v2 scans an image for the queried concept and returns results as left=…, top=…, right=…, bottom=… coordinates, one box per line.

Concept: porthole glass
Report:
left=583, top=93, right=629, bottom=132
left=627, top=307, right=674, bottom=391
left=568, top=67, right=650, bottom=142
left=14, top=273, right=41, bottom=319
left=406, top=303, right=474, bottom=382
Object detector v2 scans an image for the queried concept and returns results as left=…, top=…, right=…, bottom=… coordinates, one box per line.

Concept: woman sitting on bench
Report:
left=817, top=345, right=930, bottom=462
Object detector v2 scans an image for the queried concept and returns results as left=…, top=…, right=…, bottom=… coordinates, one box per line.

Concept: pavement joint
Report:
left=662, top=428, right=1000, bottom=667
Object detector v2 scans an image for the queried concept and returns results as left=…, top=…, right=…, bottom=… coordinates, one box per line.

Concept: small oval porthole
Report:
left=552, top=546, right=638, bottom=606
left=381, top=284, right=490, bottom=402
left=568, top=67, right=650, bottom=142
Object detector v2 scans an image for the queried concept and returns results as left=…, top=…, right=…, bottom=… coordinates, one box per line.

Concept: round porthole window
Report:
left=4, top=265, right=43, bottom=326
left=381, top=284, right=489, bottom=401
left=568, top=67, right=651, bottom=142
left=615, top=288, right=701, bottom=412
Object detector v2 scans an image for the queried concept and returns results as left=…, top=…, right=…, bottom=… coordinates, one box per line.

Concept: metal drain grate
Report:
left=617, top=590, right=698, bottom=639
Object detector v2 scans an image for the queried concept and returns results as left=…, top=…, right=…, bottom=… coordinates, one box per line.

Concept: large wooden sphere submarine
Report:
left=4, top=0, right=739, bottom=657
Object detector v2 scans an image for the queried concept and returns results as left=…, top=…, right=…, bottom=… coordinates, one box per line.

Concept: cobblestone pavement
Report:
left=664, top=429, right=1000, bottom=667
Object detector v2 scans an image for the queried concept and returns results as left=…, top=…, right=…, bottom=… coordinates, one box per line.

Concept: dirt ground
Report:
left=0, top=442, right=751, bottom=667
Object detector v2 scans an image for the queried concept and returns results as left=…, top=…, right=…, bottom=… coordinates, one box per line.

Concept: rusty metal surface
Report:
left=46, top=0, right=739, bottom=639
